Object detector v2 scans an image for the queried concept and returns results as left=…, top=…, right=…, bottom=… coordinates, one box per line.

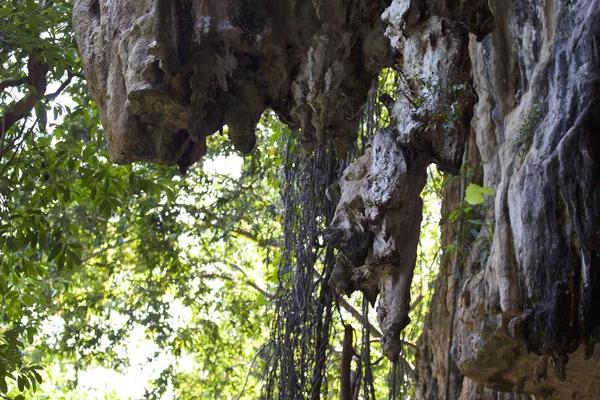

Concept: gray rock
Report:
left=325, top=0, right=490, bottom=361
left=72, top=0, right=389, bottom=170
left=419, top=0, right=600, bottom=398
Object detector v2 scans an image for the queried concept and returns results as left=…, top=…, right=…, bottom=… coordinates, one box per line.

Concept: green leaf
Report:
left=30, top=373, right=37, bottom=391
left=82, top=144, right=95, bottom=162
left=22, top=294, right=34, bottom=307
left=464, top=184, right=496, bottom=205
left=67, top=248, right=81, bottom=266
left=35, top=101, right=47, bottom=132
left=82, top=110, right=91, bottom=127
left=31, top=369, right=43, bottom=384
left=26, top=327, right=36, bottom=344
left=21, top=374, right=30, bottom=390
left=48, top=244, right=62, bottom=262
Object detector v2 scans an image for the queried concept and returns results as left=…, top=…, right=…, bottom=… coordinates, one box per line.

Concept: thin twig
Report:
left=1, top=103, right=6, bottom=154
left=0, top=77, right=28, bottom=92
left=409, top=294, right=423, bottom=312
left=196, top=272, right=274, bottom=300
left=0, top=120, right=31, bottom=177
left=81, top=238, right=138, bottom=263
left=215, top=260, right=275, bottom=299
left=234, top=343, right=266, bottom=400
left=43, top=72, right=73, bottom=99
left=336, top=295, right=383, bottom=339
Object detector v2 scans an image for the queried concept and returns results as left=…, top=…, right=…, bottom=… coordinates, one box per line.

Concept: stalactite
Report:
left=325, top=3, right=483, bottom=360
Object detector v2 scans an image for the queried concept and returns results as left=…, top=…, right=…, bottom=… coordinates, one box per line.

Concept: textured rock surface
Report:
left=325, top=0, right=490, bottom=361
left=73, top=0, right=600, bottom=397
left=72, top=0, right=390, bottom=170
left=417, top=0, right=600, bottom=399
left=325, top=128, right=430, bottom=361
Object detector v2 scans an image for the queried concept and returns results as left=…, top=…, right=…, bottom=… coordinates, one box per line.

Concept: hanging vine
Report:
left=260, top=68, right=441, bottom=399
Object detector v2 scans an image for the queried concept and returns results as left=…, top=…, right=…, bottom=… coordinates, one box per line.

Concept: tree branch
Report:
left=81, top=238, right=138, bottom=263
left=234, top=343, right=267, bottom=400
left=43, top=79, right=70, bottom=100
left=197, top=271, right=274, bottom=300
left=397, top=357, right=417, bottom=380
left=312, top=267, right=417, bottom=347
left=44, top=71, right=74, bottom=100
left=81, top=216, right=109, bottom=223
left=71, top=71, right=86, bottom=80
left=340, top=325, right=354, bottom=400
left=0, top=50, right=48, bottom=136
left=0, top=76, right=28, bottom=92
left=186, top=204, right=277, bottom=247
left=312, top=266, right=384, bottom=339
left=223, top=261, right=275, bottom=299
left=336, top=295, right=383, bottom=339
left=409, top=294, right=423, bottom=312
left=0, top=121, right=32, bottom=177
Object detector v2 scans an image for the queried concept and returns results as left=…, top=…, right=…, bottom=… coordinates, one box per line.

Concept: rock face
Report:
left=73, top=0, right=600, bottom=398
left=416, top=0, right=600, bottom=399
left=72, top=0, right=390, bottom=170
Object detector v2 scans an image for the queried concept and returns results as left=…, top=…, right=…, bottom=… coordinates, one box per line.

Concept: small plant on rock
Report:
left=514, top=100, right=544, bottom=161
left=442, top=182, right=496, bottom=274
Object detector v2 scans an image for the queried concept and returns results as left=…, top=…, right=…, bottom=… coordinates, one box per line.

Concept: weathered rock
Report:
left=324, top=127, right=429, bottom=361
left=72, top=0, right=390, bottom=170
left=417, top=0, right=600, bottom=399
left=325, top=0, right=489, bottom=361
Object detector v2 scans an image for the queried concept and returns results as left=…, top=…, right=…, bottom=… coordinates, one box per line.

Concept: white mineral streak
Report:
left=381, top=0, right=411, bottom=49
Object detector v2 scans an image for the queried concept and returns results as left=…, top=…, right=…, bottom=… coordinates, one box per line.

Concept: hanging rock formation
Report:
left=72, top=0, right=390, bottom=170
left=324, top=0, right=490, bottom=361
left=73, top=0, right=600, bottom=398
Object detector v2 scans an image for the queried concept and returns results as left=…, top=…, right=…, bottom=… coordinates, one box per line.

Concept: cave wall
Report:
left=417, top=0, right=600, bottom=399
left=73, top=0, right=600, bottom=398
